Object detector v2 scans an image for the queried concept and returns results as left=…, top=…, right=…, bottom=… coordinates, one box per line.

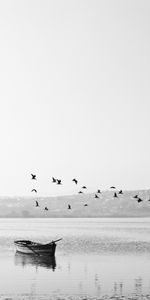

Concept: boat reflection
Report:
left=14, top=252, right=56, bottom=271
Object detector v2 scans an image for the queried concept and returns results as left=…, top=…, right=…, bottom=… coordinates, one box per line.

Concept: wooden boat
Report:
left=14, top=238, right=62, bottom=256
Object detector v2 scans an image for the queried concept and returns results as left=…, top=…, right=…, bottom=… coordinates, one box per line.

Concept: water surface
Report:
left=0, top=218, right=150, bottom=299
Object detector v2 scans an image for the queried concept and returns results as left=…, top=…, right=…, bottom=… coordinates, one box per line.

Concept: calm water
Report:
left=0, top=218, right=150, bottom=299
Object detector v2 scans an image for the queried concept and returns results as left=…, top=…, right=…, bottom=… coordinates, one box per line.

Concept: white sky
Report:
left=0, top=0, right=150, bottom=196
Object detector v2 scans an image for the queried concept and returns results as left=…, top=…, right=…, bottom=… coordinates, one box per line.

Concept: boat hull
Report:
left=14, top=240, right=56, bottom=256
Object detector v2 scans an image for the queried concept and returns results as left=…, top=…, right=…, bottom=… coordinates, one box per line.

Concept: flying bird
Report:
left=97, top=189, right=101, bottom=193
left=45, top=207, right=48, bottom=211
left=68, top=204, right=71, bottom=209
left=72, top=178, right=78, bottom=184
left=95, top=194, right=99, bottom=198
left=82, top=186, right=87, bottom=189
left=84, top=204, right=88, bottom=206
left=78, top=191, right=83, bottom=194
left=133, top=195, right=138, bottom=199
left=31, top=174, right=36, bottom=180
left=110, top=186, right=116, bottom=189
left=113, top=192, right=118, bottom=198
left=118, top=190, right=123, bottom=194
left=52, top=177, right=56, bottom=183
left=35, top=201, right=39, bottom=207
left=31, top=189, right=37, bottom=193
left=137, top=198, right=143, bottom=203
left=56, top=179, right=62, bottom=185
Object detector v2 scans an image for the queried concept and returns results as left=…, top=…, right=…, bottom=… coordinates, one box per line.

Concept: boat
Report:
left=14, top=238, right=62, bottom=256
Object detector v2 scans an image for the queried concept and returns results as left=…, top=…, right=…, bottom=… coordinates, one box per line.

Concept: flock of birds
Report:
left=30, top=174, right=149, bottom=212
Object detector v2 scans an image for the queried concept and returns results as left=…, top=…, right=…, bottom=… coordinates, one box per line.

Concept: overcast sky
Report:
left=0, top=0, right=150, bottom=196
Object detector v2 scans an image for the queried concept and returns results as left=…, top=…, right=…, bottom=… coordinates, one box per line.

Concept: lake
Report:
left=0, top=218, right=150, bottom=299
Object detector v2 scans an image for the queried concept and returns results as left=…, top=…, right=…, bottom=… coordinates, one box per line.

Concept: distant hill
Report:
left=1, top=189, right=150, bottom=217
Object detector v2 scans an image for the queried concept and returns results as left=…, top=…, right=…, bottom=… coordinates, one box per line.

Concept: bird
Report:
left=45, top=207, right=48, bottom=211
left=56, top=179, right=62, bottom=185
left=148, top=199, right=150, bottom=202
left=113, top=192, right=118, bottom=198
left=84, top=204, right=88, bottom=206
left=95, top=194, right=99, bottom=198
left=31, top=189, right=37, bottom=193
left=52, top=177, right=56, bottom=183
left=31, top=174, right=36, bottom=180
left=97, top=189, right=101, bottom=193
left=133, top=195, right=138, bottom=199
left=82, top=186, right=87, bottom=189
left=110, top=186, right=116, bottom=189
left=118, top=190, right=123, bottom=194
left=137, top=198, right=143, bottom=203
left=72, top=178, right=78, bottom=184
left=68, top=204, right=71, bottom=209
left=78, top=191, right=83, bottom=194
left=35, top=201, right=39, bottom=207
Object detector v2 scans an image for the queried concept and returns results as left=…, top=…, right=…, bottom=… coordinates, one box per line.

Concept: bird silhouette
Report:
left=95, top=194, right=99, bottom=198
left=31, top=174, right=36, bottom=180
left=52, top=177, right=56, bottom=183
left=78, top=191, right=83, bottom=194
left=82, top=186, right=87, bottom=189
left=45, top=207, right=48, bottom=211
left=72, top=178, right=78, bottom=184
left=97, top=189, right=101, bottom=193
left=68, top=204, right=71, bottom=209
left=118, top=190, right=123, bottom=194
left=113, top=192, right=118, bottom=198
left=110, top=186, right=116, bottom=189
left=56, top=179, right=62, bottom=185
left=133, top=195, right=138, bottom=199
left=31, top=189, right=37, bottom=193
left=35, top=201, right=39, bottom=207
left=84, top=204, right=88, bottom=206
left=137, top=198, right=143, bottom=203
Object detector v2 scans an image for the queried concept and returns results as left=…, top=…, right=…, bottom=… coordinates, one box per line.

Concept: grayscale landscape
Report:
left=0, top=0, right=150, bottom=299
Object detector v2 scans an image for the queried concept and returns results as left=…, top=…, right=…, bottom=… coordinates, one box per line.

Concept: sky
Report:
left=0, top=0, right=150, bottom=196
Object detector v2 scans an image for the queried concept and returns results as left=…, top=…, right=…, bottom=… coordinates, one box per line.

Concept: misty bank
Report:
left=1, top=189, right=150, bottom=218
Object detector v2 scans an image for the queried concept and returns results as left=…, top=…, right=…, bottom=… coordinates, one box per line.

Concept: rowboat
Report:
left=14, top=238, right=62, bottom=256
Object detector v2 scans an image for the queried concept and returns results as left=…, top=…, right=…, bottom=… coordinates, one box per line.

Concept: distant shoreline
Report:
left=1, top=190, right=150, bottom=218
